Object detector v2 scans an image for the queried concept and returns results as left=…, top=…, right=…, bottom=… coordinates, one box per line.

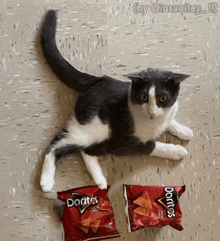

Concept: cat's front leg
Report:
left=150, top=141, right=188, bottom=160
left=167, top=119, right=193, bottom=140
left=81, top=151, right=107, bottom=189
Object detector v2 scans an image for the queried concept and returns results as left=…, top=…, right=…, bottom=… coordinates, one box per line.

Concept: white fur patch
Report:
left=148, top=86, right=157, bottom=117
left=47, top=116, right=110, bottom=152
left=64, top=116, right=110, bottom=147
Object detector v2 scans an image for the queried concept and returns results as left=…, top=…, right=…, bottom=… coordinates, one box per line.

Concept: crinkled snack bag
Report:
left=58, top=186, right=120, bottom=241
left=123, top=185, right=185, bottom=232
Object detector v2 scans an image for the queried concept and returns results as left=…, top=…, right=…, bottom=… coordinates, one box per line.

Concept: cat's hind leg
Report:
left=167, top=119, right=193, bottom=140
left=41, top=144, right=81, bottom=192
left=40, top=128, right=81, bottom=192
left=41, top=116, right=109, bottom=192
left=40, top=150, right=57, bottom=192
left=81, top=151, right=107, bottom=189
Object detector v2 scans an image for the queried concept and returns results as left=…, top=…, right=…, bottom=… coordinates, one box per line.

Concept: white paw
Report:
left=168, top=122, right=193, bottom=140
left=170, top=144, right=188, bottom=160
left=151, top=142, right=188, bottom=160
left=94, top=175, right=107, bottom=189
left=40, top=174, right=54, bottom=192
left=176, top=125, right=193, bottom=140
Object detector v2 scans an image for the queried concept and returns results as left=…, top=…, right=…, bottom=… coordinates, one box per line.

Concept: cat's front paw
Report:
left=170, top=144, right=188, bottom=160
left=176, top=125, right=193, bottom=140
left=168, top=121, right=193, bottom=140
left=40, top=174, right=54, bottom=192
left=150, top=142, right=188, bottom=160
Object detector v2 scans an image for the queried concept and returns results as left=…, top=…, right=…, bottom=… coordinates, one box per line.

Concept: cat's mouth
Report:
left=148, top=111, right=156, bottom=120
left=147, top=108, right=164, bottom=120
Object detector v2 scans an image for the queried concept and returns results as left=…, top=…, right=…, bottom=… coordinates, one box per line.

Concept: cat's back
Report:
left=86, top=76, right=130, bottom=98
left=75, top=76, right=131, bottom=123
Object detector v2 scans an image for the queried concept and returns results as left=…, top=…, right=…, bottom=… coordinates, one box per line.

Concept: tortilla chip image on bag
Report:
left=58, top=186, right=120, bottom=241
left=123, top=185, right=185, bottom=232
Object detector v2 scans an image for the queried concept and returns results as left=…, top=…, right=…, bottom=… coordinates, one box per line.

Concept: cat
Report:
left=40, top=10, right=193, bottom=192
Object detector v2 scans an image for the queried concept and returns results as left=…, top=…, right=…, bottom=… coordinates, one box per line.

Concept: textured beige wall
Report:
left=0, top=0, right=220, bottom=240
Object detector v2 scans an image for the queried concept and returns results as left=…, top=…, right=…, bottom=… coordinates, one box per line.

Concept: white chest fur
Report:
left=66, top=116, right=110, bottom=147
left=129, top=100, right=178, bottom=143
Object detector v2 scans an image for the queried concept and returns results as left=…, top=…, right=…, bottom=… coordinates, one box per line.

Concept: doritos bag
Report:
left=58, top=186, right=120, bottom=241
left=123, top=185, right=185, bottom=232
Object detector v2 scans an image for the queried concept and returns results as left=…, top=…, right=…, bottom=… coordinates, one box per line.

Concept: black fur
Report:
left=55, top=144, right=82, bottom=162
left=84, top=139, right=155, bottom=156
left=41, top=10, right=104, bottom=92
left=75, top=77, right=131, bottom=124
left=48, top=128, right=68, bottom=152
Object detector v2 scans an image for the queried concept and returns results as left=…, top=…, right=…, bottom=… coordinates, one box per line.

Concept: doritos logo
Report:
left=157, top=187, right=178, bottom=218
left=66, top=192, right=99, bottom=214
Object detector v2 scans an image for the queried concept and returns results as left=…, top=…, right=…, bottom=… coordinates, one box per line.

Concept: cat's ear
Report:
left=168, top=73, right=190, bottom=84
left=123, top=74, right=144, bottom=83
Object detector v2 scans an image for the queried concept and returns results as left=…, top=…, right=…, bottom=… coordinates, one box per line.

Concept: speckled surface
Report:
left=0, top=1, right=220, bottom=240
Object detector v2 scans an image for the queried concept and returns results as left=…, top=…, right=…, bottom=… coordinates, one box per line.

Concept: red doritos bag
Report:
left=123, top=185, right=185, bottom=232
left=58, top=186, right=120, bottom=241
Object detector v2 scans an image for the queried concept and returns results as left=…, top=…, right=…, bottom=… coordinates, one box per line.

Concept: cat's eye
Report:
left=141, top=93, right=148, bottom=102
left=159, top=96, right=168, bottom=103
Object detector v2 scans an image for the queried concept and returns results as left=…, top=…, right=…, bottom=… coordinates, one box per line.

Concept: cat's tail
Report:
left=41, top=10, right=103, bottom=93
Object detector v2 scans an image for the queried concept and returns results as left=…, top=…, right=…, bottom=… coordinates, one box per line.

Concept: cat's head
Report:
left=125, top=68, right=190, bottom=119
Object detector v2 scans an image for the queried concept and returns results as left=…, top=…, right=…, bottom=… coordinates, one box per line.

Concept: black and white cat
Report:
left=40, top=10, right=193, bottom=192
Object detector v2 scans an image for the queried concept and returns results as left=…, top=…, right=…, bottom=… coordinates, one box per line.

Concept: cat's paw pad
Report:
left=40, top=175, right=54, bottom=192
left=171, top=145, right=188, bottom=160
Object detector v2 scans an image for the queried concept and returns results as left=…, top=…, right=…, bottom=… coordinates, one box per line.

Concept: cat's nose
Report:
left=150, top=114, right=155, bottom=119
left=148, top=105, right=156, bottom=117
left=148, top=110, right=156, bottom=119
